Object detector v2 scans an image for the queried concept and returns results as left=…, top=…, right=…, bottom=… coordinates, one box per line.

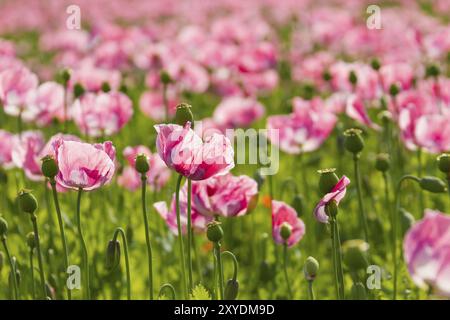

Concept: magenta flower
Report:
left=272, top=200, right=305, bottom=247
left=53, top=139, right=116, bottom=191
left=404, top=210, right=450, bottom=296
left=212, top=96, right=265, bottom=129
left=0, top=130, right=14, bottom=169
left=154, top=122, right=234, bottom=181
left=313, top=176, right=351, bottom=223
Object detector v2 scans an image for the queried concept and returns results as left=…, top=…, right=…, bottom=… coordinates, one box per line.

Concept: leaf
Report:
left=190, top=284, right=211, bottom=300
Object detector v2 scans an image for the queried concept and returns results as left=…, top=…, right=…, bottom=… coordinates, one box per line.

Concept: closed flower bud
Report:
left=400, top=208, right=415, bottom=236
left=349, top=70, right=358, bottom=85
left=160, top=70, right=172, bottom=85
left=73, top=83, right=85, bottom=99
left=419, top=176, right=447, bottom=193
left=101, top=82, right=111, bottom=93
left=304, top=256, right=319, bottom=281
left=437, top=154, right=450, bottom=174
left=342, top=240, right=369, bottom=272
left=224, top=279, right=239, bottom=300
left=378, top=110, right=391, bottom=124
left=370, top=59, right=381, bottom=71
left=322, top=70, right=332, bottom=82
left=375, top=153, right=390, bottom=172
left=291, top=194, right=304, bottom=217
left=41, top=155, right=59, bottom=179
left=0, top=217, right=8, bottom=239
left=425, top=64, right=440, bottom=78
left=206, top=221, right=223, bottom=243
left=105, top=239, right=121, bottom=271
left=119, top=83, right=128, bottom=94
left=17, top=189, right=38, bottom=214
left=389, top=83, right=400, bottom=96
left=318, top=168, right=339, bottom=195
left=344, top=128, right=364, bottom=154
left=60, top=69, right=71, bottom=85
left=135, top=154, right=150, bottom=174
left=175, top=103, right=194, bottom=127
left=26, top=232, right=36, bottom=249
left=351, top=282, right=367, bottom=300
left=280, top=222, right=292, bottom=241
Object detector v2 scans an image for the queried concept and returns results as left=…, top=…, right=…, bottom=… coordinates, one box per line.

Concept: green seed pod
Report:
left=160, top=70, right=172, bottom=85
left=370, top=59, right=381, bottom=71
left=304, top=256, right=319, bottom=281
left=119, top=83, right=128, bottom=94
left=224, top=279, right=239, bottom=300
left=17, top=189, right=38, bottom=214
left=437, top=154, right=450, bottom=174
left=105, top=239, right=121, bottom=271
left=206, top=221, right=223, bottom=243
left=0, top=217, right=8, bottom=239
left=375, top=153, right=390, bottom=172
left=174, top=103, right=194, bottom=127
left=322, top=70, right=332, bottom=82
left=349, top=70, right=358, bottom=85
left=135, top=153, right=150, bottom=174
left=389, top=83, right=400, bottom=96
left=26, top=232, right=36, bottom=250
left=73, top=83, right=85, bottom=99
left=342, top=240, right=369, bottom=272
left=41, top=155, right=59, bottom=179
left=419, top=176, right=447, bottom=193
left=325, top=200, right=339, bottom=218
left=351, top=282, right=367, bottom=300
left=280, top=222, right=292, bottom=241
left=101, top=82, right=111, bottom=93
left=425, top=64, right=440, bottom=78
left=318, top=168, right=339, bottom=195
left=291, top=194, right=303, bottom=217
left=378, top=110, right=391, bottom=125
left=60, top=69, right=71, bottom=85
left=344, top=128, right=364, bottom=154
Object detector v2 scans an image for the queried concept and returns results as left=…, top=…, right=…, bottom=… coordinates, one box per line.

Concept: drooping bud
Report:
left=280, top=222, right=292, bottom=242
left=437, top=154, right=450, bottom=175
left=318, top=168, right=339, bottom=195
left=224, top=279, right=239, bottom=300
left=41, top=155, right=59, bottom=179
left=135, top=154, right=150, bottom=174
left=349, top=70, right=358, bottom=85
left=0, top=217, right=8, bottom=239
left=342, top=239, right=369, bottom=272
left=105, top=239, right=121, bottom=271
left=160, top=70, right=172, bottom=85
left=389, top=83, right=400, bottom=96
left=26, top=232, right=36, bottom=250
left=304, top=256, right=319, bottom=281
left=351, top=282, right=367, bottom=300
left=370, top=59, right=381, bottom=71
left=73, top=83, right=85, bottom=99
left=419, top=176, right=447, bottom=193
left=101, top=82, right=111, bottom=93
left=174, top=103, right=194, bottom=127
left=375, top=153, right=390, bottom=172
left=344, top=128, right=364, bottom=154
left=206, top=221, right=223, bottom=243
left=17, top=189, right=38, bottom=214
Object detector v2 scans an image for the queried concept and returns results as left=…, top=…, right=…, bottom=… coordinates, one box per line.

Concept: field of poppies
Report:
left=0, top=0, right=449, bottom=301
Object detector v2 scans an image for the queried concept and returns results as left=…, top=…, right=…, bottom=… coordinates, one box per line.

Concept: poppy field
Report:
left=0, top=0, right=449, bottom=301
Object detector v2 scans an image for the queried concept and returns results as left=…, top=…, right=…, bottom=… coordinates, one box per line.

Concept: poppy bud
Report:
left=375, top=153, right=390, bottom=172
left=280, top=222, right=292, bottom=241
left=318, top=168, right=339, bottom=195
left=26, top=232, right=36, bottom=250
left=322, top=70, right=332, bottom=82
left=41, top=155, right=59, bottom=179
left=17, top=189, right=38, bottom=214
left=0, top=217, right=8, bottom=239
left=224, top=279, right=239, bottom=300
left=304, top=256, right=319, bottom=281
left=73, top=83, right=85, bottom=98
left=101, top=82, right=111, bottom=93
left=60, top=69, right=71, bottom=85
left=349, top=70, right=358, bottom=85
left=389, top=83, right=400, bottom=96
left=370, top=59, right=381, bottom=71
left=425, top=64, right=440, bottom=78
left=135, top=154, right=150, bottom=174
left=437, top=153, right=450, bottom=174
left=419, top=176, right=447, bottom=193
left=400, top=208, right=415, bottom=236
left=291, top=194, right=304, bottom=217
left=342, top=239, right=369, bottom=272
left=206, top=221, right=223, bottom=243
left=119, top=83, right=128, bottom=94
left=325, top=200, right=339, bottom=218
left=105, top=239, right=121, bottom=271
left=175, top=103, right=194, bottom=127
left=378, top=110, right=391, bottom=124
left=351, top=282, right=367, bottom=300
left=344, top=128, right=364, bottom=154
left=160, top=70, right=172, bottom=85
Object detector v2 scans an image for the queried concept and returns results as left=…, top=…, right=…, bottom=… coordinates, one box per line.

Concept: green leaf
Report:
left=190, top=284, right=211, bottom=300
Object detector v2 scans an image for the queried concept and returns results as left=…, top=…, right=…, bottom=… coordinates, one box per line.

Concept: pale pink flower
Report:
left=346, top=94, right=380, bottom=130
left=69, top=64, right=121, bottom=92
left=313, top=176, right=351, bottom=224
left=0, top=130, right=14, bottom=169
left=213, top=96, right=265, bottom=129
left=380, top=63, right=414, bottom=92
left=139, top=89, right=178, bottom=121
left=166, top=60, right=209, bottom=93
left=272, top=200, right=306, bottom=247
left=415, top=112, right=450, bottom=154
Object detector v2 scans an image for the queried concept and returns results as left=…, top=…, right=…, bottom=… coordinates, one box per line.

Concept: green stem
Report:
left=186, top=178, right=193, bottom=293
left=75, top=188, right=90, bottom=299
left=354, top=154, right=369, bottom=243
left=30, top=214, right=47, bottom=298
left=140, top=174, right=154, bottom=300
left=17, top=109, right=23, bottom=139
left=307, top=280, right=315, bottom=300
left=163, top=83, right=169, bottom=122
left=175, top=174, right=188, bottom=299
left=30, top=250, right=36, bottom=300
left=50, top=180, right=71, bottom=300
left=214, top=242, right=224, bottom=300
left=158, top=284, right=176, bottom=300
left=417, top=149, right=425, bottom=214
left=330, top=216, right=345, bottom=299
left=282, top=243, right=293, bottom=299
left=221, top=251, right=238, bottom=280
left=113, top=227, right=131, bottom=300
left=2, top=239, right=18, bottom=299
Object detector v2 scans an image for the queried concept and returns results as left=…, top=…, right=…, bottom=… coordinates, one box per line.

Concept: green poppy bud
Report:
left=280, top=222, right=292, bottom=241
left=437, top=153, right=450, bottom=174
left=378, top=110, right=391, bottom=124
left=349, top=70, right=358, bottom=85
left=342, top=239, right=369, bottom=272
left=135, top=153, right=150, bottom=174
left=389, top=83, right=400, bottom=96
left=400, top=208, right=415, bottom=236
left=291, top=194, right=304, bottom=217
left=419, top=176, right=447, bottom=193
left=0, top=217, right=8, bottom=239
left=318, top=168, right=339, bottom=195
left=101, top=82, right=111, bottom=93
left=73, top=83, right=85, bottom=98
left=119, top=83, right=128, bottom=94
left=41, top=155, right=59, bottom=179
left=344, top=128, right=364, bottom=154
left=322, top=70, right=332, bottom=82
left=26, top=232, right=36, bottom=250
left=370, top=59, right=381, bottom=71
left=425, top=64, right=440, bottom=78
left=174, top=103, right=194, bottom=127
left=325, top=200, right=339, bottom=218
left=17, top=189, right=38, bottom=214
left=375, top=153, right=390, bottom=172
left=206, top=221, right=223, bottom=243
left=61, top=68, right=71, bottom=83
left=304, top=256, right=319, bottom=281
left=351, top=282, right=367, bottom=300
left=105, top=239, right=121, bottom=271
left=160, top=70, right=172, bottom=85
left=224, top=279, right=239, bottom=300
left=302, top=83, right=315, bottom=100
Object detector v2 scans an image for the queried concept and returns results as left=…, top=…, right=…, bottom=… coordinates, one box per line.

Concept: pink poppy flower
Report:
left=166, top=60, right=209, bottom=93
left=346, top=94, right=380, bottom=130
left=415, top=112, right=450, bottom=154
left=69, top=64, right=121, bottom=92
left=379, top=63, right=414, bottom=92
left=0, top=130, right=14, bottom=169
left=71, top=91, right=133, bottom=137
left=212, top=96, right=265, bottom=129
left=139, top=89, right=178, bottom=122
left=117, top=166, right=141, bottom=191
left=53, top=140, right=116, bottom=191
left=154, top=122, right=234, bottom=181
left=313, top=176, right=351, bottom=223
left=404, top=210, right=450, bottom=296
left=272, top=200, right=306, bottom=247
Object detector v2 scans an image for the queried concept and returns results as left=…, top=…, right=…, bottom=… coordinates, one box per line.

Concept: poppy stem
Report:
left=1, top=239, right=18, bottom=299
left=353, top=154, right=369, bottom=243
left=175, top=174, right=188, bottom=299
left=417, top=149, right=425, bottom=214
left=75, top=188, right=90, bottom=299
left=307, top=280, right=315, bottom=300
left=187, top=178, right=193, bottom=293
left=112, top=227, right=131, bottom=300
left=282, top=243, right=293, bottom=299
left=214, top=242, right=224, bottom=300
left=158, top=283, right=176, bottom=300
left=140, top=174, right=154, bottom=299
left=329, top=215, right=345, bottom=299
left=221, top=251, right=238, bottom=280
left=30, top=214, right=47, bottom=298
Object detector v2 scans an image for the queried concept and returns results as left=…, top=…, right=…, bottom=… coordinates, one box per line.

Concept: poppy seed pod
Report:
left=322, top=70, right=332, bottom=82
left=280, top=222, right=292, bottom=241
left=174, top=103, right=194, bottom=127
left=207, top=221, right=223, bottom=243
left=425, top=64, right=440, bottom=78
left=17, top=190, right=38, bottom=214
left=105, top=239, right=121, bottom=271
left=135, top=154, right=150, bottom=174
left=370, top=58, right=381, bottom=71
left=160, top=70, right=172, bottom=85
left=101, top=82, right=111, bottom=93
left=41, top=155, right=59, bottom=179
left=304, top=256, right=319, bottom=281
left=375, top=153, right=390, bottom=172
left=224, top=279, right=239, bottom=300
left=342, top=239, right=369, bottom=272
left=0, top=217, right=8, bottom=239
left=389, top=83, right=400, bottom=96
left=419, top=176, right=447, bottom=193
left=73, top=83, right=85, bottom=99
left=437, top=154, right=450, bottom=175
left=349, top=70, right=358, bottom=85
left=351, top=282, right=367, bottom=300
left=26, top=232, right=36, bottom=250
left=344, top=128, right=364, bottom=154
left=318, top=168, right=340, bottom=195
